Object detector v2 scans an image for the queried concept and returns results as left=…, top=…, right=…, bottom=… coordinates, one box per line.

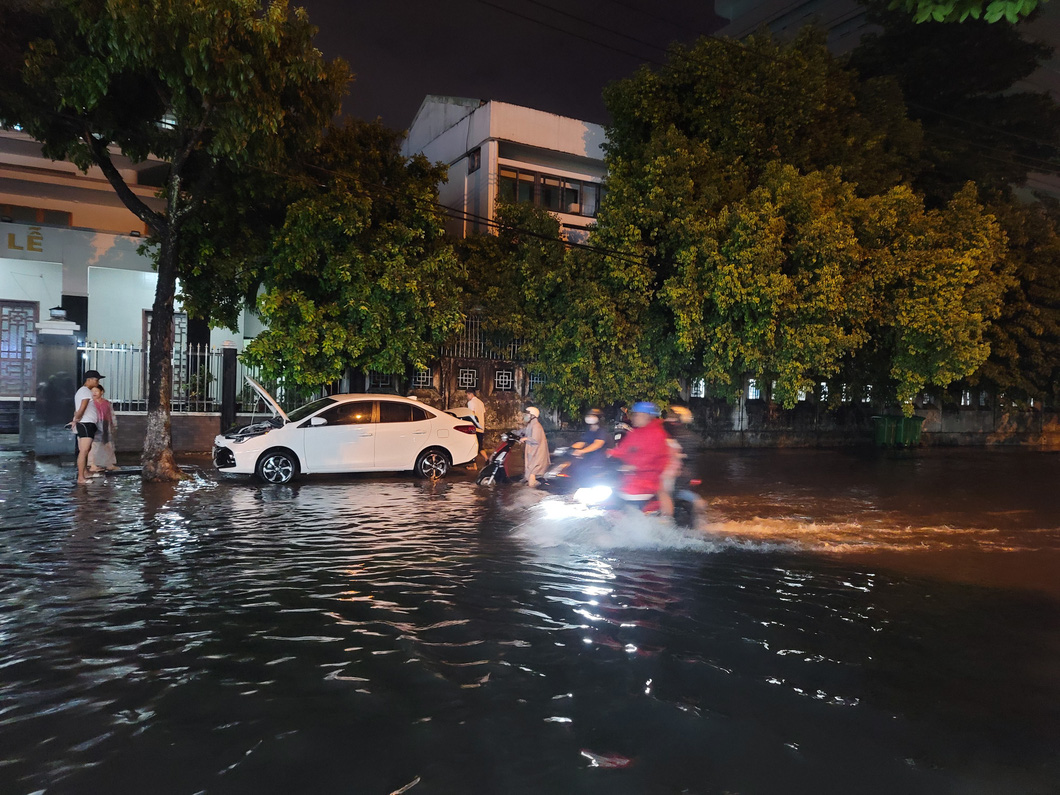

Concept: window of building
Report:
left=0, top=301, right=37, bottom=397
left=979, top=390, right=989, bottom=408
left=747, top=379, right=761, bottom=400
left=541, top=176, right=562, bottom=212
left=797, top=389, right=808, bottom=402
left=496, top=167, right=602, bottom=218
left=411, top=368, right=432, bottom=389
left=458, top=368, right=479, bottom=389
left=528, top=371, right=546, bottom=390
left=862, top=385, right=872, bottom=403
left=691, top=379, right=705, bottom=399
left=369, top=371, right=391, bottom=389
left=960, top=390, right=972, bottom=407
left=819, top=382, right=829, bottom=401
left=0, top=204, right=72, bottom=226
left=494, top=369, right=515, bottom=391
left=467, top=147, right=481, bottom=174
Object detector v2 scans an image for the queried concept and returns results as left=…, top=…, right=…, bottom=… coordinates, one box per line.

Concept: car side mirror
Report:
left=310, top=416, right=328, bottom=427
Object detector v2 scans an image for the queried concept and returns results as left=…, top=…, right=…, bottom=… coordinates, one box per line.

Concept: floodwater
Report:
left=0, top=448, right=1058, bottom=795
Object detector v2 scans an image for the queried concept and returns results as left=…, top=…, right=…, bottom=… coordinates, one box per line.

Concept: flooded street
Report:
left=1, top=448, right=1058, bottom=794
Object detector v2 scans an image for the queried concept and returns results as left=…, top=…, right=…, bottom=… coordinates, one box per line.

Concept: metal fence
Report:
left=441, top=314, right=523, bottom=361
left=77, top=342, right=303, bottom=413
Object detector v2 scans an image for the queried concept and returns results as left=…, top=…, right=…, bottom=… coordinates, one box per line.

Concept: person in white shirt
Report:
left=71, top=370, right=104, bottom=485
left=466, top=387, right=486, bottom=464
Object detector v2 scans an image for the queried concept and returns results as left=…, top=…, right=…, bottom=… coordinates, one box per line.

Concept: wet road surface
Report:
left=1, top=448, right=1058, bottom=794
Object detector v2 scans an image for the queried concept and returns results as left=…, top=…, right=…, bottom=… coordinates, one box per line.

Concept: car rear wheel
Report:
left=256, top=449, right=297, bottom=484
left=415, top=449, right=450, bottom=480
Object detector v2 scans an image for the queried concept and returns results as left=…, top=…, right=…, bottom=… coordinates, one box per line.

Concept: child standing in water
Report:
left=88, top=384, right=120, bottom=474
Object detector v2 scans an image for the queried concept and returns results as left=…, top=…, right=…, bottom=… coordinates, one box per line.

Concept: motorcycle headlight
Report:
left=573, top=485, right=612, bottom=506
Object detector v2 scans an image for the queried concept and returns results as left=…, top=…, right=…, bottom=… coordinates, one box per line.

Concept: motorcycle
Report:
left=475, top=430, right=521, bottom=486
left=543, top=445, right=701, bottom=529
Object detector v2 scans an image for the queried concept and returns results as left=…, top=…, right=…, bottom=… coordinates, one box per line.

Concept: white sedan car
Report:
left=213, top=378, right=479, bottom=484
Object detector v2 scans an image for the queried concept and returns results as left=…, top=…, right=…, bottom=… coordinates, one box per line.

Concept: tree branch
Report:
left=85, top=129, right=165, bottom=233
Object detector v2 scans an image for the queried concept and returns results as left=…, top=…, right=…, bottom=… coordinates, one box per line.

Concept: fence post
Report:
left=221, top=344, right=237, bottom=432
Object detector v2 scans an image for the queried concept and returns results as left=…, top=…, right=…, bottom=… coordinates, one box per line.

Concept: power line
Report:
left=474, top=0, right=665, bottom=66
left=908, top=101, right=1060, bottom=153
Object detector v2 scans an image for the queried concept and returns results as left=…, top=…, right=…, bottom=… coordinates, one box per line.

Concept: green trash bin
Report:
left=898, top=415, right=925, bottom=447
left=871, top=415, right=899, bottom=447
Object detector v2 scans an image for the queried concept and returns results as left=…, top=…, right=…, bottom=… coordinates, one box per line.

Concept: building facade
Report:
left=0, top=129, right=262, bottom=437
left=403, top=95, right=607, bottom=244
left=401, top=97, right=608, bottom=425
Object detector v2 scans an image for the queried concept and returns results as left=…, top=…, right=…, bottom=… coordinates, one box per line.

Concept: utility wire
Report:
left=474, top=0, right=665, bottom=66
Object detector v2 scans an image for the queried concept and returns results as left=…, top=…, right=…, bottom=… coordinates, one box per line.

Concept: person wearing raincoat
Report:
left=520, top=406, right=550, bottom=488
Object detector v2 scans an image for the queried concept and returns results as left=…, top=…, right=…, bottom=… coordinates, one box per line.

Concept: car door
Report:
left=374, top=400, right=433, bottom=470
left=301, top=400, right=376, bottom=473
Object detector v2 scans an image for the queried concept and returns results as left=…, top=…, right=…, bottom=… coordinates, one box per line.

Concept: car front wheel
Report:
left=415, top=449, right=450, bottom=480
left=256, top=450, right=297, bottom=484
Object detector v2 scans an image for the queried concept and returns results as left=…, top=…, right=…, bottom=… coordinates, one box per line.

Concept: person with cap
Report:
left=466, top=387, right=486, bottom=467
left=608, top=400, right=671, bottom=508
left=70, top=370, right=104, bottom=485
left=519, top=406, right=550, bottom=488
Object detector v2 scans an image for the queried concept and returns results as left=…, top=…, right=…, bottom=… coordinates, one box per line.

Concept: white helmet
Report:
left=525, top=406, right=540, bottom=418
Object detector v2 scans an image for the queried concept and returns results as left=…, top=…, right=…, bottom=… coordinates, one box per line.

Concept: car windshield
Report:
left=286, top=397, right=336, bottom=423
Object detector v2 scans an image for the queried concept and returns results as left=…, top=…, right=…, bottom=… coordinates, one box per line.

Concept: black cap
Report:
left=83, top=370, right=105, bottom=380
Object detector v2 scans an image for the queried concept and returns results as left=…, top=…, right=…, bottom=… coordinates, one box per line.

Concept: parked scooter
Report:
left=475, top=431, right=521, bottom=486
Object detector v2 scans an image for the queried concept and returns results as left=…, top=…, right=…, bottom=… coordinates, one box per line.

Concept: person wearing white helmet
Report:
left=520, top=406, right=550, bottom=487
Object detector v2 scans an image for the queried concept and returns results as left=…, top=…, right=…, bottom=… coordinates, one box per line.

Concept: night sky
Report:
left=299, top=0, right=724, bottom=130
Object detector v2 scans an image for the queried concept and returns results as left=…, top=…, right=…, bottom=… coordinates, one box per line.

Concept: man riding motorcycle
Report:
left=607, top=401, right=671, bottom=508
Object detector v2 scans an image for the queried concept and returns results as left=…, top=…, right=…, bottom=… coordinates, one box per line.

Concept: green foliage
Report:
left=459, top=204, right=675, bottom=414
left=660, top=167, right=1008, bottom=411
left=241, top=120, right=465, bottom=388
left=889, top=0, right=1044, bottom=22
left=597, top=32, right=1009, bottom=413
left=603, top=31, right=922, bottom=201
left=971, top=197, right=1060, bottom=402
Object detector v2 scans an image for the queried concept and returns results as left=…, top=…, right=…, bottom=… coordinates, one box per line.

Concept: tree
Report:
left=0, top=0, right=347, bottom=480
left=459, top=203, right=675, bottom=415
left=241, top=120, right=465, bottom=388
left=661, top=166, right=1008, bottom=410
left=598, top=32, right=1009, bottom=412
left=970, top=196, right=1060, bottom=403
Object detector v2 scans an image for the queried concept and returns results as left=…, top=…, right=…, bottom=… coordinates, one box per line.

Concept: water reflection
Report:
left=0, top=450, right=1057, bottom=794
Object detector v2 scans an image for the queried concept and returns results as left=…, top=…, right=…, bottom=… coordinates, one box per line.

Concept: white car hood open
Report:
left=245, top=376, right=289, bottom=423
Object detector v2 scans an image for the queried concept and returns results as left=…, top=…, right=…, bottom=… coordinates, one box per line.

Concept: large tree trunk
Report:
left=141, top=226, right=184, bottom=482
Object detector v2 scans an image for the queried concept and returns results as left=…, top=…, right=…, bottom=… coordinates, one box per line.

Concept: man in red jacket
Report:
left=608, top=401, right=671, bottom=506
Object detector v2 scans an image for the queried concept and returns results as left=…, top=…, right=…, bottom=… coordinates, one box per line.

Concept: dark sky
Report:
left=299, top=0, right=724, bottom=130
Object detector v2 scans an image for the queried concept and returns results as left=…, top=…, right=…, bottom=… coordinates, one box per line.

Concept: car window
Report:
left=410, top=406, right=431, bottom=422
left=319, top=401, right=374, bottom=426
left=287, top=397, right=335, bottom=423
left=378, top=401, right=414, bottom=423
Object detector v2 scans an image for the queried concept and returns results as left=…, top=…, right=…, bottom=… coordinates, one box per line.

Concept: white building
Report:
left=403, top=96, right=607, bottom=243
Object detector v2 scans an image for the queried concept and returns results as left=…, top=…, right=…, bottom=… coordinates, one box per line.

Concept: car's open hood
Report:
left=245, top=376, right=289, bottom=423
